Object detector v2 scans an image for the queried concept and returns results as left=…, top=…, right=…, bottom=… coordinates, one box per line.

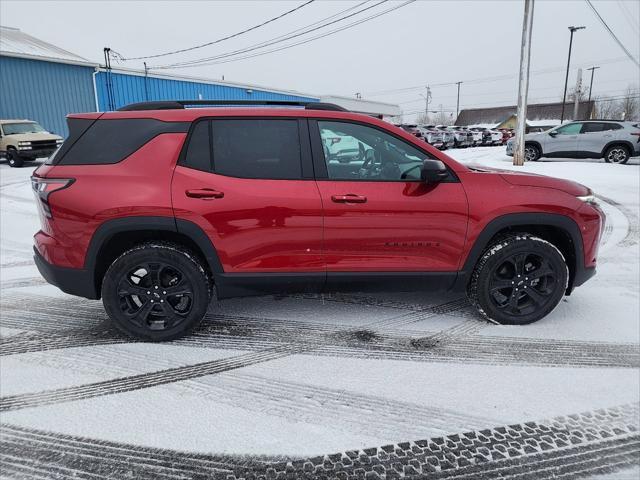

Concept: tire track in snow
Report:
left=2, top=404, right=638, bottom=480
left=598, top=194, right=639, bottom=247
left=3, top=340, right=498, bottom=436
left=0, top=423, right=250, bottom=480
left=0, top=345, right=300, bottom=412
left=3, top=304, right=637, bottom=368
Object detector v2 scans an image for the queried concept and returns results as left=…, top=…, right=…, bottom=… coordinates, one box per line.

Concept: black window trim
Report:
left=177, top=116, right=313, bottom=181
left=308, top=118, right=459, bottom=183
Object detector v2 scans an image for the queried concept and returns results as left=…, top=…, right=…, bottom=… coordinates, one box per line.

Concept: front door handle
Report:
left=331, top=194, right=367, bottom=204
left=186, top=188, right=224, bottom=199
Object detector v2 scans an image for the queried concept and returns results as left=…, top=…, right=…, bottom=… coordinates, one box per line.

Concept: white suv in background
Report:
left=506, top=120, right=640, bottom=164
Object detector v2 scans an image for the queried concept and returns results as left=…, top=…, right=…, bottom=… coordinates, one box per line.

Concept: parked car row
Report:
left=397, top=124, right=513, bottom=150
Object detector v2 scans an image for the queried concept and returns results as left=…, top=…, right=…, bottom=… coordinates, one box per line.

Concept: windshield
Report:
left=2, top=122, right=47, bottom=135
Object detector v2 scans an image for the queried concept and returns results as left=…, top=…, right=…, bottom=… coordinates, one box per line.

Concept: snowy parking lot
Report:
left=1, top=147, right=639, bottom=479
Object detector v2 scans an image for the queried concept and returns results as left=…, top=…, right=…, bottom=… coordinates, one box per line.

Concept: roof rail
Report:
left=116, top=100, right=349, bottom=112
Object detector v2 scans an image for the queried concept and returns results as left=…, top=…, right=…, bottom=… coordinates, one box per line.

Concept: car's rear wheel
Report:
left=524, top=144, right=541, bottom=161
left=7, top=149, right=24, bottom=168
left=467, top=234, right=568, bottom=325
left=604, top=145, right=630, bottom=164
left=102, top=242, right=211, bottom=341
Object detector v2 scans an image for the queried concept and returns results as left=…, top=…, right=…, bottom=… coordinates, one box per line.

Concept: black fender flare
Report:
left=453, top=212, right=586, bottom=292
left=85, top=216, right=224, bottom=287
left=601, top=140, right=634, bottom=158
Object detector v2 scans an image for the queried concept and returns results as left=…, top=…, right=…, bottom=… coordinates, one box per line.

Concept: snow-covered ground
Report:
left=1, top=148, right=638, bottom=479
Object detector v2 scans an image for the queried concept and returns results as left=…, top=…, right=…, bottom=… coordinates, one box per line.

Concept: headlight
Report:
left=577, top=194, right=598, bottom=205
left=56, top=139, right=63, bottom=144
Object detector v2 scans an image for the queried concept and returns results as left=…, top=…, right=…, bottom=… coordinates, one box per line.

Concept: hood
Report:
left=3, top=132, right=62, bottom=142
left=466, top=164, right=590, bottom=196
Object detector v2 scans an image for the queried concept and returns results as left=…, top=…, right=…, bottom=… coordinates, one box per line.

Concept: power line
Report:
left=154, top=0, right=385, bottom=69
left=362, top=56, right=631, bottom=97
left=120, top=0, right=316, bottom=61
left=616, top=0, right=639, bottom=36
left=585, top=0, right=640, bottom=67
left=154, top=1, right=416, bottom=70
left=402, top=92, right=639, bottom=115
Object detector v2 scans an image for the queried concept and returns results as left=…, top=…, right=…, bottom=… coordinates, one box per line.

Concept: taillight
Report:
left=31, top=177, right=74, bottom=218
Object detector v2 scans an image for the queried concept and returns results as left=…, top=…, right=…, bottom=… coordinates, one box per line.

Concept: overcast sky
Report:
left=2, top=0, right=638, bottom=120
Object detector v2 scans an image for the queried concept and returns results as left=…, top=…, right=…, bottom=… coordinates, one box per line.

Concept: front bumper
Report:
left=17, top=148, right=57, bottom=159
left=33, top=247, right=99, bottom=299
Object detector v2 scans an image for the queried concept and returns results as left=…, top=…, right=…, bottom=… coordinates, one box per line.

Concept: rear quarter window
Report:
left=56, top=118, right=188, bottom=165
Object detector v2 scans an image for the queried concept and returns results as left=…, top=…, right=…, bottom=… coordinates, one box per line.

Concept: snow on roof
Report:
left=467, top=123, right=499, bottom=129
left=526, top=119, right=562, bottom=127
left=0, top=25, right=96, bottom=66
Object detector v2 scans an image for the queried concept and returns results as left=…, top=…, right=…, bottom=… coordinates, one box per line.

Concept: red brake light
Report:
left=31, top=177, right=75, bottom=218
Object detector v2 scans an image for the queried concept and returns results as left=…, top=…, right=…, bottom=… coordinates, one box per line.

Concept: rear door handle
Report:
left=331, top=194, right=367, bottom=204
left=186, top=188, right=224, bottom=199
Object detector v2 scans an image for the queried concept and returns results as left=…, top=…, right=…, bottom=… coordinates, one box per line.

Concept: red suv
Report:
left=32, top=100, right=604, bottom=341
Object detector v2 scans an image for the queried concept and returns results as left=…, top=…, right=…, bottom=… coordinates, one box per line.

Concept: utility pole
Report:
left=560, top=25, right=586, bottom=123
left=513, top=0, right=535, bottom=166
left=143, top=62, right=149, bottom=101
left=586, top=66, right=600, bottom=118
left=419, top=86, right=432, bottom=122
left=455, top=81, right=462, bottom=120
left=573, top=68, right=582, bottom=120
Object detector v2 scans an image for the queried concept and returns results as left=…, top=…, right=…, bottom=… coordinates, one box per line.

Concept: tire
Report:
left=604, top=144, right=630, bottom=164
left=7, top=149, right=24, bottom=168
left=524, top=144, right=541, bottom=162
left=102, top=242, right=211, bottom=341
left=467, top=234, right=568, bottom=325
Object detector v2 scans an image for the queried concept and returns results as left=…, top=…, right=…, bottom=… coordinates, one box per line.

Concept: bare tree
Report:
left=594, top=96, right=622, bottom=119
left=567, top=85, right=586, bottom=103
left=620, top=85, right=639, bottom=121
left=416, top=112, right=430, bottom=124
left=594, top=84, right=640, bottom=120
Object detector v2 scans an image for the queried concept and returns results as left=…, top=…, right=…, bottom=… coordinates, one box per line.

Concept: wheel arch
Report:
left=524, top=140, right=543, bottom=155
left=458, top=213, right=585, bottom=293
left=87, top=216, right=223, bottom=298
left=601, top=140, right=634, bottom=158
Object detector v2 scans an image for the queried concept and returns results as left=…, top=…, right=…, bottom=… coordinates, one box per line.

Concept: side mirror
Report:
left=421, top=159, right=449, bottom=183
left=548, top=131, right=558, bottom=137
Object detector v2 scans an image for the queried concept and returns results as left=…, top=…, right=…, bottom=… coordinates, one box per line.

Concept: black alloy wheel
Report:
left=102, top=242, right=211, bottom=341
left=467, top=234, right=568, bottom=325
left=488, top=252, right=557, bottom=317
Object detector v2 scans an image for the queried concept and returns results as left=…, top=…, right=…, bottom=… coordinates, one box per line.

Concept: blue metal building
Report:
left=94, top=69, right=318, bottom=112
left=1, top=26, right=399, bottom=138
left=0, top=26, right=98, bottom=137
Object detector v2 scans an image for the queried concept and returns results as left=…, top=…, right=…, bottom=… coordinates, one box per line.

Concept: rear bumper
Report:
left=33, top=247, right=99, bottom=299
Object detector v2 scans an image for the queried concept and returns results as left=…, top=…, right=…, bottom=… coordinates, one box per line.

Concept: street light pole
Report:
left=560, top=25, right=585, bottom=123
left=455, top=81, right=462, bottom=120
left=513, top=0, right=535, bottom=167
left=586, top=66, right=600, bottom=118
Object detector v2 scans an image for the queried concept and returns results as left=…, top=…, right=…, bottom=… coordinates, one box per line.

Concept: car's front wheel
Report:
left=604, top=145, right=630, bottom=164
left=7, top=149, right=24, bottom=168
left=524, top=144, right=541, bottom=161
left=102, top=242, right=211, bottom=341
left=467, top=234, right=568, bottom=325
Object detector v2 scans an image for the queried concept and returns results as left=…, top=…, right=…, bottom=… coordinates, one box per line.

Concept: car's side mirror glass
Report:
left=549, top=131, right=558, bottom=137
left=421, top=159, right=449, bottom=183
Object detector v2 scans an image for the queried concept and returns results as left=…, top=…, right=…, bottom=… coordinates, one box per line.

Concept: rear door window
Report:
left=581, top=123, right=604, bottom=133
left=211, top=119, right=302, bottom=179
